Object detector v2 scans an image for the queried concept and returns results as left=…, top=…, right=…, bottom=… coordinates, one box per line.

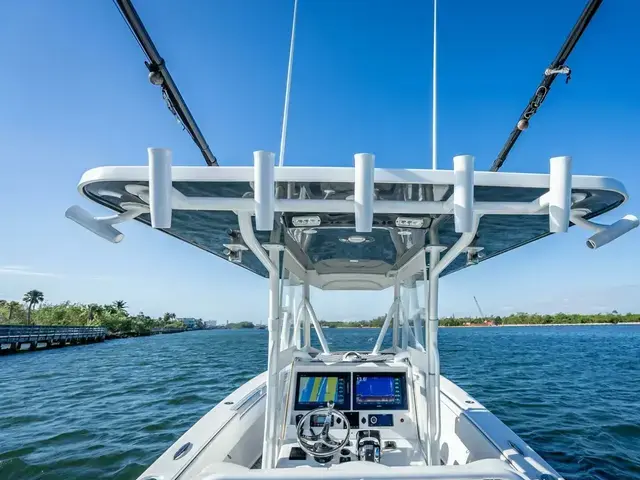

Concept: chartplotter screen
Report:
left=294, top=373, right=350, bottom=410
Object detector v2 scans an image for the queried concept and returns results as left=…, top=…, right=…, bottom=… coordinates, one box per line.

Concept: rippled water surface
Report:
left=1, top=326, right=639, bottom=480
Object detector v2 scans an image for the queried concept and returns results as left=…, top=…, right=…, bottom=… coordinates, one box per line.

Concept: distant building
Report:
left=179, top=317, right=198, bottom=329
left=204, top=320, right=217, bottom=328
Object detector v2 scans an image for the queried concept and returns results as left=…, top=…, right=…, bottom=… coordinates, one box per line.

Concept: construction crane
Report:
left=473, top=296, right=485, bottom=319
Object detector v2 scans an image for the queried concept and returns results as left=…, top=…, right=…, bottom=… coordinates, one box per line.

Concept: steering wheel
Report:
left=296, top=402, right=351, bottom=458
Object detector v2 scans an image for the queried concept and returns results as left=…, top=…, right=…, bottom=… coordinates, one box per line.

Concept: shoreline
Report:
left=441, top=322, right=640, bottom=328
left=319, top=322, right=640, bottom=329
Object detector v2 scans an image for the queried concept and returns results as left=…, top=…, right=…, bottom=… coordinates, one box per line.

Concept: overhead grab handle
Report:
left=354, top=153, right=375, bottom=233
left=549, top=156, right=572, bottom=233
left=453, top=155, right=474, bottom=233
left=148, top=148, right=173, bottom=228
left=254, top=150, right=276, bottom=231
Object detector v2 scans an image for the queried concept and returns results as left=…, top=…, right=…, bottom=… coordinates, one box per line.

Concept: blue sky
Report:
left=1, top=0, right=638, bottom=322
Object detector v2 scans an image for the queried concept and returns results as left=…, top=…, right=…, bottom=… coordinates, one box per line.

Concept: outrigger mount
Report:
left=113, top=0, right=219, bottom=166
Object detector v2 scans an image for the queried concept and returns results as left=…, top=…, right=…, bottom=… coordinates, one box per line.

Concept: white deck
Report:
left=138, top=353, right=560, bottom=480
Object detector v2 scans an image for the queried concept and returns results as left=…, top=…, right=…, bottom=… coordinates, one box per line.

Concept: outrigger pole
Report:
left=422, top=0, right=604, bottom=465
left=490, top=0, right=603, bottom=172
left=113, top=0, right=219, bottom=166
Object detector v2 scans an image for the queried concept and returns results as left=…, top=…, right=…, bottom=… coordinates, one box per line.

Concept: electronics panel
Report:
left=353, top=372, right=407, bottom=410
left=290, top=369, right=414, bottom=434
left=294, top=372, right=351, bottom=410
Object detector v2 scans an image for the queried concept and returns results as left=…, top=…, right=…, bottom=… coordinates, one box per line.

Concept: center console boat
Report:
left=66, top=2, right=637, bottom=478
left=67, top=149, right=637, bottom=480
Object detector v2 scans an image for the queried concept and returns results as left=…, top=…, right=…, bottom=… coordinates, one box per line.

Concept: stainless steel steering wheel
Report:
left=296, top=402, right=351, bottom=458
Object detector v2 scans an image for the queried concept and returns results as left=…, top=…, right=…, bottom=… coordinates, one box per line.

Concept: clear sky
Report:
left=1, top=0, right=638, bottom=322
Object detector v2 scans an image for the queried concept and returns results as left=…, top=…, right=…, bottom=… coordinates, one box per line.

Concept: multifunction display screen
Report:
left=354, top=373, right=407, bottom=410
left=294, top=373, right=350, bottom=410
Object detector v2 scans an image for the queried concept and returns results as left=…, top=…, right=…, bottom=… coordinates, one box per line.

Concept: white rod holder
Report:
left=586, top=214, right=639, bottom=249
left=65, top=206, right=124, bottom=243
left=549, top=156, right=572, bottom=233
left=354, top=153, right=375, bottom=232
left=148, top=148, right=173, bottom=229
left=453, top=155, right=474, bottom=233
left=254, top=151, right=276, bottom=231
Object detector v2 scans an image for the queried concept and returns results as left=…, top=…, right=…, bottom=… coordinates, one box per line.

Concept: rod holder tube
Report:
left=148, top=148, right=173, bottom=228
left=354, top=153, right=375, bottom=232
left=254, top=151, right=276, bottom=231
left=586, top=214, right=639, bottom=249
left=453, top=155, right=474, bottom=233
left=549, top=156, right=572, bottom=233
left=65, top=206, right=124, bottom=243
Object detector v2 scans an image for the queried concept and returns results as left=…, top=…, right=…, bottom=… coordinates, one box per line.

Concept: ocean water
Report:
left=1, top=326, right=639, bottom=480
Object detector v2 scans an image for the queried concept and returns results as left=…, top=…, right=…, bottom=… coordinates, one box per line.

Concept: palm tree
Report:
left=23, top=290, right=44, bottom=325
left=162, top=312, right=176, bottom=324
left=8, top=301, right=20, bottom=321
left=87, top=303, right=104, bottom=322
left=113, top=300, right=128, bottom=314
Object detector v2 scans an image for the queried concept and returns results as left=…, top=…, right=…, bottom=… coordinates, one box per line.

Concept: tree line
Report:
left=438, top=311, right=639, bottom=326
left=0, top=290, right=202, bottom=336
left=3, top=290, right=636, bottom=335
left=320, top=311, right=639, bottom=328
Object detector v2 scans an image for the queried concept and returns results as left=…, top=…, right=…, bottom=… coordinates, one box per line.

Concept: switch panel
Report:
left=367, top=414, right=393, bottom=427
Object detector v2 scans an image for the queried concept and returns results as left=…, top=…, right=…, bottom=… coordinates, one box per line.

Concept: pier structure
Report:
left=0, top=325, right=107, bottom=354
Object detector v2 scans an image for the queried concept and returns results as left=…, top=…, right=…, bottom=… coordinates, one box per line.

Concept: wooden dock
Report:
left=0, top=325, right=107, bottom=354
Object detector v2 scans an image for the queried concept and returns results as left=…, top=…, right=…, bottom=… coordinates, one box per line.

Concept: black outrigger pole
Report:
left=114, top=0, right=219, bottom=166
left=490, top=0, right=603, bottom=172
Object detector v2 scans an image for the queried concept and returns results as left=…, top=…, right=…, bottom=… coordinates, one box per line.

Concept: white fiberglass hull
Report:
left=138, top=372, right=562, bottom=480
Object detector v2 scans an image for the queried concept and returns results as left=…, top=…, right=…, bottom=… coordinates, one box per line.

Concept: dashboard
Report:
left=292, top=370, right=409, bottom=429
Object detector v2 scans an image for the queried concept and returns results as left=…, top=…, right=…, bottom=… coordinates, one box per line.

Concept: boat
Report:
left=65, top=1, right=638, bottom=479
